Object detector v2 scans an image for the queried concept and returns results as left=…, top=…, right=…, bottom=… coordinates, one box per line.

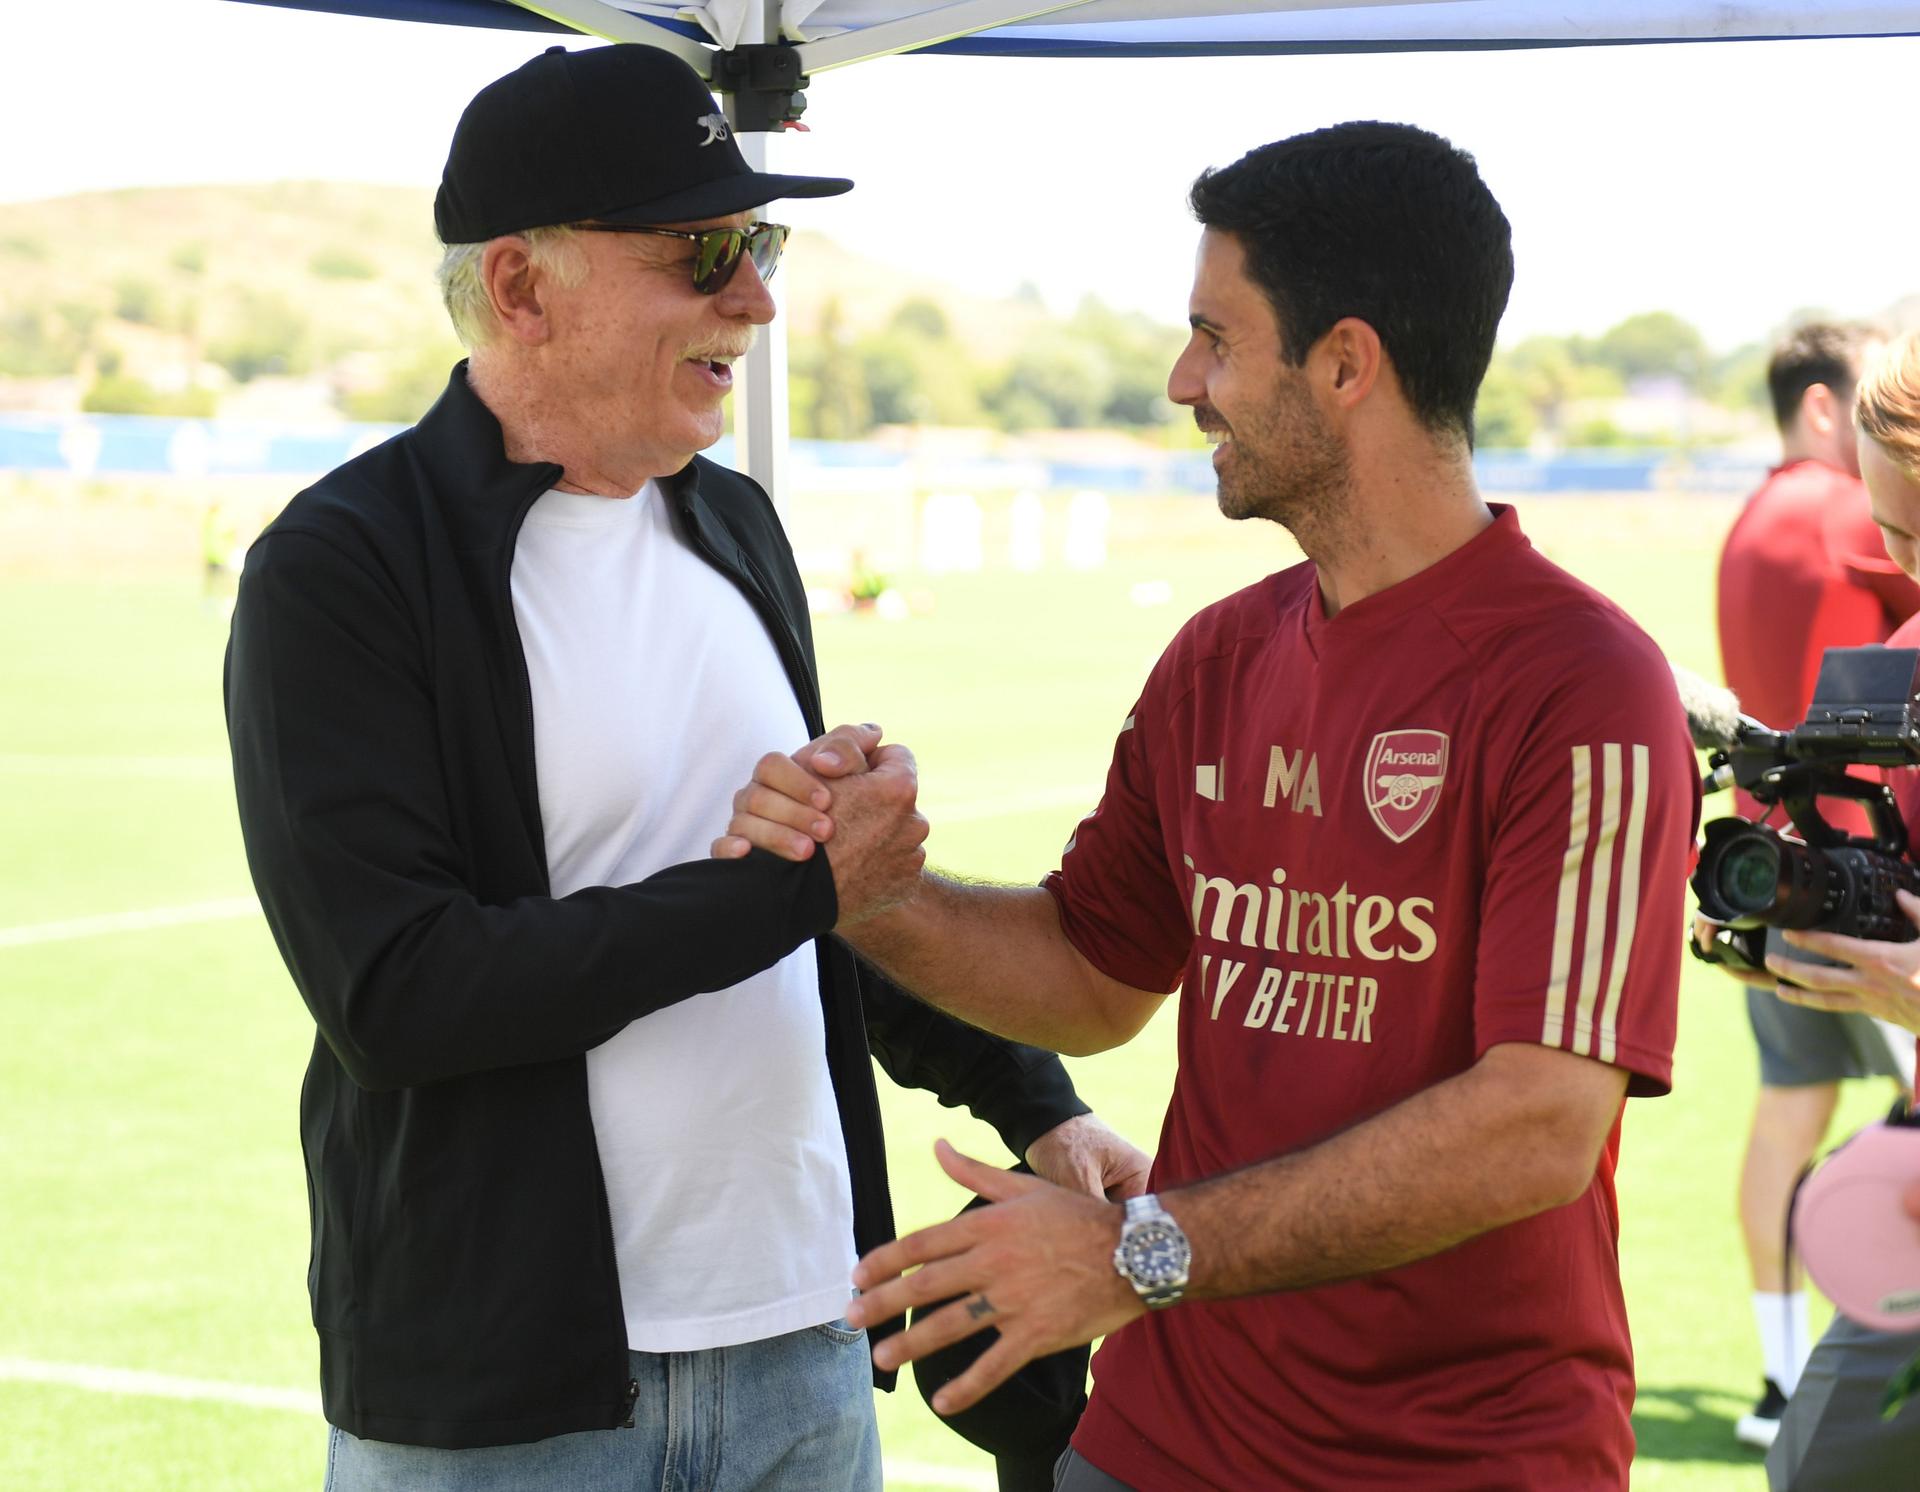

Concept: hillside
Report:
left=0, top=182, right=1061, bottom=423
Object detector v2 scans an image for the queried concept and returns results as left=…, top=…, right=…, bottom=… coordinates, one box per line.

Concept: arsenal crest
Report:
left=1363, top=730, right=1449, bottom=843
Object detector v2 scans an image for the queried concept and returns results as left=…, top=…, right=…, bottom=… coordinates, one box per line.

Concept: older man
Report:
left=225, top=43, right=1141, bottom=1492
left=721, top=123, right=1699, bottom=1490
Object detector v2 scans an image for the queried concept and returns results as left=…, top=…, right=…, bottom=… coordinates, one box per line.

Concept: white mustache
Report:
left=684, top=329, right=759, bottom=364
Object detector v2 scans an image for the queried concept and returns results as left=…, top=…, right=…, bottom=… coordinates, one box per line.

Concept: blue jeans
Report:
left=324, top=1320, right=882, bottom=1491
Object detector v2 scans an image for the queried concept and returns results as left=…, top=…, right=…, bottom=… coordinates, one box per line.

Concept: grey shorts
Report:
left=1747, top=985, right=1911, bottom=1088
left=1054, top=1448, right=1136, bottom=1491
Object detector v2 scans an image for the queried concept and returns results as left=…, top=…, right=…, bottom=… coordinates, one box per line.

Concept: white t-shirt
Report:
left=510, top=481, right=856, bottom=1352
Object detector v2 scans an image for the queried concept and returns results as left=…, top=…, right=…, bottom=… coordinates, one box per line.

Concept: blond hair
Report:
left=1857, top=330, right=1920, bottom=478
left=437, top=226, right=588, bottom=350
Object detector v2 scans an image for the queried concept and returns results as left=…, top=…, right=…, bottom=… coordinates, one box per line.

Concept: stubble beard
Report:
left=1213, top=382, right=1355, bottom=562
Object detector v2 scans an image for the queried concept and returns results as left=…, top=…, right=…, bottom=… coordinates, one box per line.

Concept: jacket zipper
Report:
left=493, top=473, right=641, bottom=1418
left=715, top=537, right=824, bottom=735
left=497, top=479, right=558, bottom=878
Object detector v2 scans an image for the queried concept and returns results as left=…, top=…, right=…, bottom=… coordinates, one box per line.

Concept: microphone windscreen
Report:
left=1672, top=664, right=1744, bottom=751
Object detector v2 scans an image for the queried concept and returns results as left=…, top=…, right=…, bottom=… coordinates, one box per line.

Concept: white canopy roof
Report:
left=601, top=0, right=1920, bottom=57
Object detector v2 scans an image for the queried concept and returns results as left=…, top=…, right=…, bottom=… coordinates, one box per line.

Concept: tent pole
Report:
left=727, top=0, right=792, bottom=511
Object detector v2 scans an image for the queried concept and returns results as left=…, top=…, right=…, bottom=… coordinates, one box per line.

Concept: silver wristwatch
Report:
left=1112, top=1193, right=1191, bottom=1309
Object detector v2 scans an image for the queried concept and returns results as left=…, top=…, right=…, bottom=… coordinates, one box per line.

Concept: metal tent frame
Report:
left=221, top=0, right=1920, bottom=498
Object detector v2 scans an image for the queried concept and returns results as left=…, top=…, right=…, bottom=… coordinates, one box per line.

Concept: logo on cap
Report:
left=697, top=113, right=731, bottom=147
left=1363, top=729, right=1449, bottom=842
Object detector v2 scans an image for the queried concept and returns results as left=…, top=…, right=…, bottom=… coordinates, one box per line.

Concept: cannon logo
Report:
left=1363, top=729, right=1449, bottom=843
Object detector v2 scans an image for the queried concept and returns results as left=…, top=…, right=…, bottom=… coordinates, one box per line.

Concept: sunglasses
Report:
left=573, top=221, right=789, bottom=294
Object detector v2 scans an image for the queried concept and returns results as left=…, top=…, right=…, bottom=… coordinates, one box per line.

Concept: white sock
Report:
left=1752, top=1291, right=1810, bottom=1397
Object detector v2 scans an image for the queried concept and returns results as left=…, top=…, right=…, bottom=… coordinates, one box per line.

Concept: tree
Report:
left=790, top=297, right=871, bottom=440
left=855, top=296, right=985, bottom=428
left=81, top=373, right=214, bottom=418
left=341, top=341, right=466, bottom=423
left=112, top=276, right=165, bottom=327
left=1592, top=311, right=1709, bottom=389
left=0, top=301, right=96, bottom=377
left=1472, top=362, right=1535, bottom=449
left=1708, top=341, right=1769, bottom=413
left=987, top=337, right=1114, bottom=430
left=1066, top=298, right=1186, bottom=428
left=310, top=245, right=378, bottom=281
left=206, top=290, right=310, bottom=382
left=889, top=297, right=950, bottom=341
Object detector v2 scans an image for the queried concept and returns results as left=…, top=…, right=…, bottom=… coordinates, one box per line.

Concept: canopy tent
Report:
left=220, top=0, right=1920, bottom=494
left=233, top=2, right=1920, bottom=58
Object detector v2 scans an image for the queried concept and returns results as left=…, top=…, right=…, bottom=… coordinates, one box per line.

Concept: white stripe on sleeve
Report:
left=1596, top=744, right=1651, bottom=1064
left=1542, top=745, right=1592, bottom=1048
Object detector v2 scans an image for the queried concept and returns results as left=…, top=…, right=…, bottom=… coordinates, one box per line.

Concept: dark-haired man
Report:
left=1712, top=320, right=1917, bottom=1450
left=717, top=122, right=1699, bottom=1489
left=225, top=43, right=1141, bottom=1492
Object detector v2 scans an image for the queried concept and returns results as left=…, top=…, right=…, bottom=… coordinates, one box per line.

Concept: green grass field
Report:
left=0, top=488, right=1900, bottom=1490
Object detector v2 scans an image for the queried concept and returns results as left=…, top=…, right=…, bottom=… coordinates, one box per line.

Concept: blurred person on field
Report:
left=1745, top=328, right=1920, bottom=1489
left=1711, top=320, right=1918, bottom=1450
left=199, top=498, right=242, bottom=615
left=715, top=122, right=1699, bottom=1490
left=223, top=42, right=1141, bottom=1492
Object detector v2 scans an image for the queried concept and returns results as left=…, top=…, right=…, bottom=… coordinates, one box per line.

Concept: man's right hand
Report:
left=712, top=723, right=929, bottom=929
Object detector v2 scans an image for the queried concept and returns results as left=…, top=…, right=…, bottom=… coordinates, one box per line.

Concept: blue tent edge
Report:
left=219, top=1, right=1920, bottom=57
left=224, top=0, right=572, bottom=30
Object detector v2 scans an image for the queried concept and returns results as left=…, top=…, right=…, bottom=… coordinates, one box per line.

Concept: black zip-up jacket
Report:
left=225, top=366, right=1086, bottom=1450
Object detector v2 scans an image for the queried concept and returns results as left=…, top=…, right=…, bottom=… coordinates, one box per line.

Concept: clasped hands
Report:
left=712, top=723, right=1155, bottom=1412
left=710, top=722, right=927, bottom=929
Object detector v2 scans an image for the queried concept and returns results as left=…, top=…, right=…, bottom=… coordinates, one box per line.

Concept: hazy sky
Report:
left=6, top=1, right=1918, bottom=350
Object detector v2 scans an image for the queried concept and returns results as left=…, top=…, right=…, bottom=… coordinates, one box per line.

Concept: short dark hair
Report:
left=1188, top=121, right=1513, bottom=444
left=1767, top=321, right=1879, bottom=432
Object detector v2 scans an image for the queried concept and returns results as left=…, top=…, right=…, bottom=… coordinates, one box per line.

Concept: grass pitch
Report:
left=0, top=489, right=1899, bottom=1490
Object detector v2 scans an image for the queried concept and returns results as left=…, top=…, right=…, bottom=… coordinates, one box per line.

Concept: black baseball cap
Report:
left=435, top=44, right=852, bottom=244
left=907, top=1167, right=1092, bottom=1475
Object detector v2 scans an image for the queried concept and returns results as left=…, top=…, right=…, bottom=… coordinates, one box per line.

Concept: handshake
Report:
left=710, top=723, right=931, bottom=929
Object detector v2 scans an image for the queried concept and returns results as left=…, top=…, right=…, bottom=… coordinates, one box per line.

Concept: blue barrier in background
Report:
left=0, top=412, right=1771, bottom=496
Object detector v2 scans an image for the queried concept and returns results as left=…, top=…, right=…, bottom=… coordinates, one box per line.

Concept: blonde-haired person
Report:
left=1857, top=329, right=1920, bottom=483
left=1772, top=330, right=1920, bottom=1039
left=1760, top=326, right=1920, bottom=1492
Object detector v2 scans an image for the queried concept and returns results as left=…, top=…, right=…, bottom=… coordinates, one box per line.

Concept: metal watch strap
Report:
left=1114, top=1192, right=1191, bottom=1309
left=1124, top=1195, right=1164, bottom=1225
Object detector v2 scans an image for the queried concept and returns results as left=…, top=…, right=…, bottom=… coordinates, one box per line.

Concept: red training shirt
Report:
left=1882, top=611, right=1920, bottom=1083
left=1717, top=459, right=1920, bottom=828
left=1049, top=507, right=1700, bottom=1491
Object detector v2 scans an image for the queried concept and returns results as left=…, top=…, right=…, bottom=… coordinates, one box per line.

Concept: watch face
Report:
left=1126, top=1220, right=1190, bottom=1287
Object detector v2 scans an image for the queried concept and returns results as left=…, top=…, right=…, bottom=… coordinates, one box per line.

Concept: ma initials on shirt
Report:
left=1264, top=745, right=1322, bottom=816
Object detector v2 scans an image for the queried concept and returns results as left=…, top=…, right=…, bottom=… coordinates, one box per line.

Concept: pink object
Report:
left=1794, top=1123, right=1920, bottom=1333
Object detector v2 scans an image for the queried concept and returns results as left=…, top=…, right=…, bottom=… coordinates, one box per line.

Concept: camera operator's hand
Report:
left=1691, top=914, right=1778, bottom=989
left=1768, top=889, right=1920, bottom=1035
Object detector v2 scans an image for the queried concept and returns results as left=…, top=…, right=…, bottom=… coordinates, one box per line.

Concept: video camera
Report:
left=1691, top=647, right=1920, bottom=975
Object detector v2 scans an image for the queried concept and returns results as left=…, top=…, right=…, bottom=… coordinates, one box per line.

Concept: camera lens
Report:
left=1714, top=836, right=1782, bottom=916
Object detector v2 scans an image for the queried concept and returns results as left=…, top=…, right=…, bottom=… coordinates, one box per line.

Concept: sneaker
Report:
left=1736, top=1378, right=1788, bottom=1451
